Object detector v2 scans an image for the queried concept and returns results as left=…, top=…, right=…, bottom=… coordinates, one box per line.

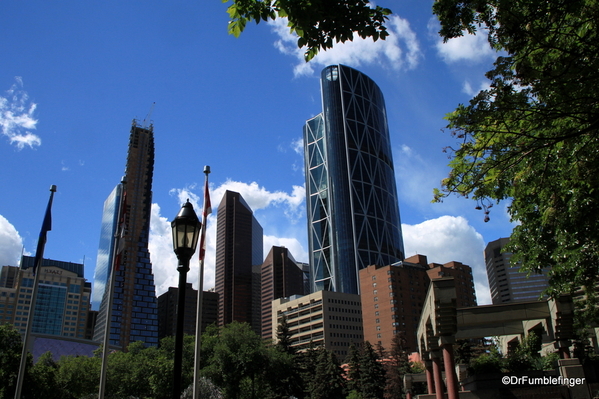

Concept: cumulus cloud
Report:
left=291, top=137, right=303, bottom=155
left=0, top=215, right=25, bottom=267
left=462, top=80, right=492, bottom=96
left=263, top=235, right=308, bottom=265
left=0, top=77, right=41, bottom=149
left=428, top=17, right=494, bottom=64
left=270, top=14, right=422, bottom=77
left=402, top=215, right=491, bottom=304
left=150, top=180, right=307, bottom=296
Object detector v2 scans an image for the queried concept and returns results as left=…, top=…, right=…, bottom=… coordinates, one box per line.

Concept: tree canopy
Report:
left=222, top=0, right=392, bottom=61
left=432, top=0, right=599, bottom=316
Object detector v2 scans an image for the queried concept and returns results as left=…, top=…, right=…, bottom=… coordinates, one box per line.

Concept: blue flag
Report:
left=32, top=186, right=56, bottom=275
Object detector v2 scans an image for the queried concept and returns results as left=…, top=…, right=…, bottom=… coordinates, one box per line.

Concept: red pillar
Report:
left=425, top=361, right=435, bottom=394
left=558, top=345, right=571, bottom=359
left=442, top=343, right=459, bottom=399
left=432, top=355, right=444, bottom=399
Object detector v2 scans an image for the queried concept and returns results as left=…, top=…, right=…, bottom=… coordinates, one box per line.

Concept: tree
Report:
left=346, top=343, right=362, bottom=395
left=55, top=354, right=100, bottom=399
left=309, top=348, right=345, bottom=399
left=358, top=342, right=386, bottom=399
left=275, top=315, right=293, bottom=355
left=432, top=0, right=599, bottom=319
left=202, top=322, right=268, bottom=399
left=0, top=324, right=25, bottom=399
left=222, top=0, right=392, bottom=61
left=29, top=352, right=62, bottom=399
left=385, top=333, right=410, bottom=399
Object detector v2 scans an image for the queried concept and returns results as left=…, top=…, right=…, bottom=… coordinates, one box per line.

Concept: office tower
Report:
left=0, top=256, right=91, bottom=339
left=261, top=246, right=304, bottom=340
left=157, top=284, right=218, bottom=339
left=304, top=64, right=405, bottom=295
left=359, top=254, right=476, bottom=354
left=272, top=290, right=363, bottom=359
left=485, top=237, right=549, bottom=304
left=297, top=262, right=311, bottom=295
left=215, top=190, right=263, bottom=329
left=93, top=120, right=158, bottom=348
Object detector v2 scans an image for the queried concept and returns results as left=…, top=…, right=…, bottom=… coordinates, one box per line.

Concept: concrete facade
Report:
left=272, top=290, right=363, bottom=359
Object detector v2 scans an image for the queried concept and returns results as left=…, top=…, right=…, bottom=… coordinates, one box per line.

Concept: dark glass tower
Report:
left=304, top=65, right=405, bottom=294
left=214, top=190, right=263, bottom=329
left=93, top=120, right=158, bottom=348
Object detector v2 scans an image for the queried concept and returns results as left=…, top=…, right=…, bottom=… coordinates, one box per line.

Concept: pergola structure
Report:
left=411, top=277, right=579, bottom=399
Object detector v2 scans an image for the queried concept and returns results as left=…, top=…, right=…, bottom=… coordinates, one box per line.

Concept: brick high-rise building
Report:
left=92, top=120, right=158, bottom=348
left=359, top=254, right=476, bottom=354
left=214, top=190, right=263, bottom=329
left=261, top=246, right=304, bottom=341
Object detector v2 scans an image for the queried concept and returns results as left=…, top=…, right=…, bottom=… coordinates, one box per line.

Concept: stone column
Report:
left=432, top=353, right=444, bottom=399
left=442, top=343, right=459, bottom=399
left=425, top=360, right=435, bottom=394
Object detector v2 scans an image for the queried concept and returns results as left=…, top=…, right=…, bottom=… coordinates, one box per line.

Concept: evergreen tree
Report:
left=346, top=343, right=362, bottom=394
left=358, top=342, right=386, bottom=399
left=385, top=333, right=410, bottom=399
left=309, top=348, right=346, bottom=399
left=275, top=315, right=294, bottom=355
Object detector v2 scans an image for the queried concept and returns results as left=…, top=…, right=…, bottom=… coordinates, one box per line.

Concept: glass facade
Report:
left=0, top=257, right=91, bottom=339
left=93, top=122, right=158, bottom=348
left=304, top=65, right=405, bottom=295
left=92, top=184, right=121, bottom=310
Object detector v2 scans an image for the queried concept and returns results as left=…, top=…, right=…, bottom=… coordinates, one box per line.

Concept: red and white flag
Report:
left=199, top=179, right=211, bottom=261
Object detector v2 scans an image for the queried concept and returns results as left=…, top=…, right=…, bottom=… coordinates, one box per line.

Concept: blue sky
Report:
left=0, top=1, right=515, bottom=306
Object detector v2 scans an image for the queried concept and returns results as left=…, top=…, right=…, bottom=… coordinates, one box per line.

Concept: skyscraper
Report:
left=214, top=190, right=263, bottom=329
left=93, top=120, right=158, bottom=348
left=485, top=237, right=549, bottom=304
left=304, top=64, right=405, bottom=294
left=0, top=256, right=92, bottom=339
left=260, top=246, right=304, bottom=340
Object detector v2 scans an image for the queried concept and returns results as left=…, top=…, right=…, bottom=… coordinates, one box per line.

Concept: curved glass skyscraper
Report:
left=304, top=65, right=405, bottom=294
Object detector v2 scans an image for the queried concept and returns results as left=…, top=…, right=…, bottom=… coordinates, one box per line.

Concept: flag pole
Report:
left=14, top=185, right=56, bottom=399
left=98, top=180, right=126, bottom=399
left=193, top=166, right=211, bottom=399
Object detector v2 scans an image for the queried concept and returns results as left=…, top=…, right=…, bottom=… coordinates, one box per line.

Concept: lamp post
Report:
left=171, top=200, right=201, bottom=399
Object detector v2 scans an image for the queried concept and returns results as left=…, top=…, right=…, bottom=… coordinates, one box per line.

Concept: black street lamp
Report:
left=171, top=200, right=201, bottom=399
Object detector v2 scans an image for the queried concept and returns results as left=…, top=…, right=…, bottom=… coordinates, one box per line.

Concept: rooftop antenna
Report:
left=142, top=102, right=156, bottom=129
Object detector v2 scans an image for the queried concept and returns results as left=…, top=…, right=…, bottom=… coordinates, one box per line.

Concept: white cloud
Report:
left=462, top=80, right=492, bottom=96
left=291, top=137, right=303, bottom=155
left=0, top=215, right=25, bottom=267
left=428, top=17, right=494, bottom=64
left=0, top=77, right=41, bottom=149
left=402, top=215, right=491, bottom=304
left=263, top=235, right=308, bottom=265
left=149, top=180, right=307, bottom=296
left=270, top=14, right=422, bottom=77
